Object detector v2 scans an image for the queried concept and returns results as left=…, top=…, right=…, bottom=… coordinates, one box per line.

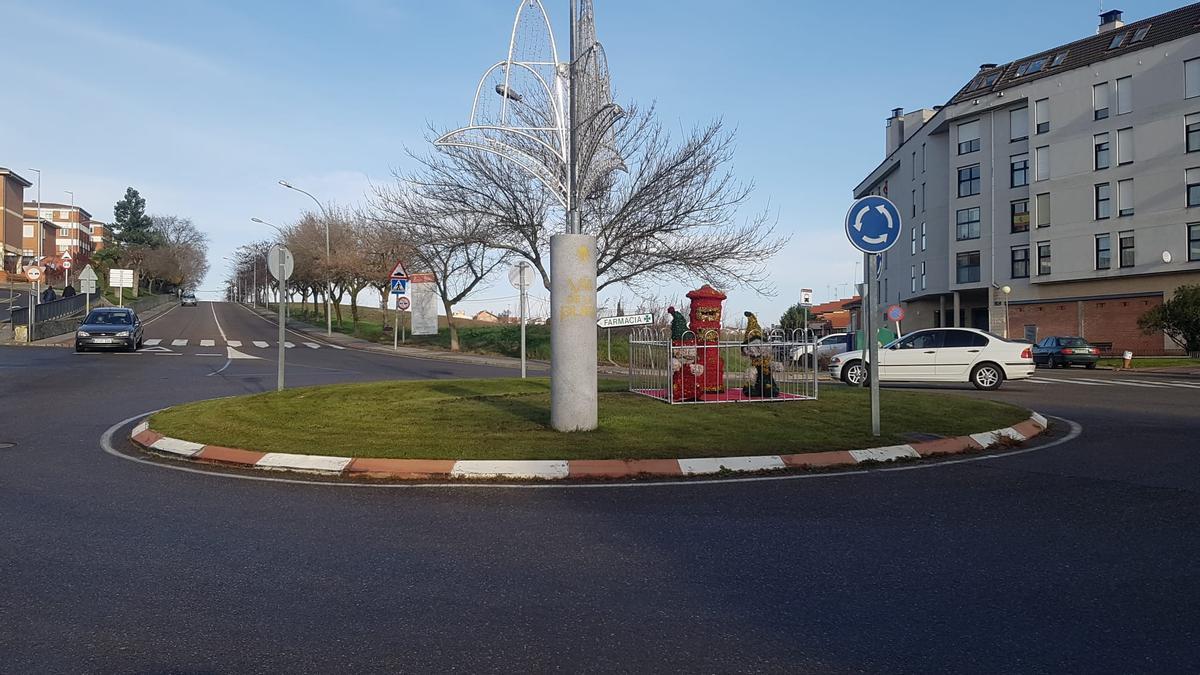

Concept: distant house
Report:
left=473, top=311, right=501, bottom=323
left=810, top=297, right=859, bottom=332
left=452, top=310, right=469, bottom=319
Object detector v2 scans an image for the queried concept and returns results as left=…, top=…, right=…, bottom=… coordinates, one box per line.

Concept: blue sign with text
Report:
left=845, top=196, right=903, bottom=254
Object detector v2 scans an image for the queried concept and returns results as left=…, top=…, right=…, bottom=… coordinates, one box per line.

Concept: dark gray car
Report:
left=75, top=307, right=144, bottom=352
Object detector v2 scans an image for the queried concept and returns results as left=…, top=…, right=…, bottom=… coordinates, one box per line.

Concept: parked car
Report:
left=829, top=327, right=1034, bottom=391
left=75, top=307, right=144, bottom=353
left=1031, top=336, right=1100, bottom=369
left=181, top=292, right=198, bottom=307
left=790, top=332, right=853, bottom=366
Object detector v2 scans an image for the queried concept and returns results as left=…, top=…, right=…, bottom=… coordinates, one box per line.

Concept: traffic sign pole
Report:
left=277, top=248, right=287, bottom=391
left=866, top=251, right=880, bottom=437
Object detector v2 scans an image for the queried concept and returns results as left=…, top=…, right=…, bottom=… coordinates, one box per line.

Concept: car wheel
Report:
left=843, top=361, right=868, bottom=387
left=1086, top=362, right=1096, bottom=370
left=971, top=363, right=1004, bottom=391
left=75, top=344, right=84, bottom=353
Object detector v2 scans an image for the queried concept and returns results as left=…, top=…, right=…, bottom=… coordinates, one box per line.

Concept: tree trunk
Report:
left=443, top=298, right=460, bottom=351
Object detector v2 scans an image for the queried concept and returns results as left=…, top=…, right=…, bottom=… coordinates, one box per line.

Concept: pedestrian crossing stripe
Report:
left=227, top=341, right=242, bottom=348
left=304, top=342, right=319, bottom=349
left=200, top=339, right=215, bottom=347
left=171, top=339, right=188, bottom=347
left=144, top=339, right=162, bottom=346
left=283, top=341, right=295, bottom=348
left=253, top=341, right=269, bottom=348
left=140, top=338, right=348, bottom=351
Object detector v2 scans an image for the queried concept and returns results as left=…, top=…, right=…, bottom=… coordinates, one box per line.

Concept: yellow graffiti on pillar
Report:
left=560, top=276, right=596, bottom=319
left=576, top=245, right=590, bottom=264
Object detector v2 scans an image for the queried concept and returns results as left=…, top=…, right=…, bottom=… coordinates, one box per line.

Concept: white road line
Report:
left=283, top=341, right=295, bottom=349
left=196, top=353, right=222, bottom=357
left=1124, top=379, right=1200, bottom=389
left=303, top=342, right=320, bottom=349
left=330, top=344, right=345, bottom=350
left=253, top=341, right=269, bottom=348
left=171, top=339, right=188, bottom=347
left=227, top=340, right=242, bottom=348
left=210, top=302, right=229, bottom=342
left=1036, top=378, right=1110, bottom=386
left=1073, top=377, right=1164, bottom=388
left=200, top=339, right=215, bottom=347
left=144, top=339, right=162, bottom=346
left=1026, top=378, right=1057, bottom=384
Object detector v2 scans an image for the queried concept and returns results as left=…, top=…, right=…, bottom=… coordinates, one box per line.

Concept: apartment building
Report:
left=22, top=202, right=94, bottom=261
left=0, top=168, right=32, bottom=275
left=89, top=221, right=111, bottom=251
left=854, top=5, right=1200, bottom=355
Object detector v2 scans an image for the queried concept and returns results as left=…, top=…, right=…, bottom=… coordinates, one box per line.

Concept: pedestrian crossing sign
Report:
left=390, top=277, right=409, bottom=295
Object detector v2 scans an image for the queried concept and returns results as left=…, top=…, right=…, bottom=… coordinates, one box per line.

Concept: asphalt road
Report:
left=2, top=303, right=1198, bottom=673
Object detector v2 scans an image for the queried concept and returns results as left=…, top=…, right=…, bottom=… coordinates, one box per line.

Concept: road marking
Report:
left=200, top=339, right=215, bottom=347
left=144, top=339, right=162, bottom=346
left=283, top=341, right=295, bottom=349
left=330, top=345, right=345, bottom=350
left=210, top=301, right=229, bottom=342
left=171, top=339, right=188, bottom=347
left=1073, top=377, right=1164, bottom=388
left=1124, top=379, right=1200, bottom=389
left=253, top=341, right=269, bottom=348
left=227, top=340, right=242, bottom=348
left=196, top=353, right=222, bottom=357
left=303, top=342, right=320, bottom=349
left=226, top=346, right=260, bottom=361
left=1026, top=378, right=1057, bottom=384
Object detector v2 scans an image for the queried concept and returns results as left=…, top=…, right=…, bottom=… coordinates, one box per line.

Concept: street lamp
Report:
left=1001, top=285, right=1012, bottom=339
left=64, top=190, right=74, bottom=289
left=278, top=180, right=332, bottom=336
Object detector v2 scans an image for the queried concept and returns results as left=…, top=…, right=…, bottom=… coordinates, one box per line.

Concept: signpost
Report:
left=389, top=259, right=410, bottom=351
left=79, top=265, right=98, bottom=313
left=25, top=266, right=42, bottom=342
left=845, top=195, right=903, bottom=437
left=800, top=288, right=813, bottom=306
left=61, top=251, right=72, bottom=287
left=409, top=273, right=437, bottom=336
left=267, top=245, right=294, bottom=392
left=509, top=262, right=534, bottom=378
left=887, top=304, right=905, bottom=338
left=394, top=295, right=410, bottom=349
left=596, top=312, right=651, bottom=367
left=109, top=268, right=134, bottom=307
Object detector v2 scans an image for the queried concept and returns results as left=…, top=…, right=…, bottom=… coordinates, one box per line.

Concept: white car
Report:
left=829, top=327, right=1035, bottom=390
left=790, top=332, right=853, bottom=366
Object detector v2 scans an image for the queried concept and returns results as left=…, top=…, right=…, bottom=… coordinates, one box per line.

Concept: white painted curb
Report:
left=678, top=455, right=786, bottom=476
left=850, top=445, right=920, bottom=463
left=150, top=437, right=205, bottom=458
left=131, top=421, right=149, bottom=437
left=451, top=460, right=570, bottom=480
left=256, top=453, right=353, bottom=473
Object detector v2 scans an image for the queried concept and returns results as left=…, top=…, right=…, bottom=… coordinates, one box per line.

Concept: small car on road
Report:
left=75, top=307, right=144, bottom=353
left=829, top=327, right=1034, bottom=390
left=1031, top=336, right=1100, bottom=369
left=181, top=292, right=198, bottom=307
left=790, top=332, right=853, bottom=366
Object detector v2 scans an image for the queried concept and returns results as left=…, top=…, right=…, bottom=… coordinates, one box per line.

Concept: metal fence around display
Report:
left=628, top=328, right=819, bottom=404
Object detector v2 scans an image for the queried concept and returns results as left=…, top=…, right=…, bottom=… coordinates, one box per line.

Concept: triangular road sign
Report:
left=389, top=259, right=408, bottom=278
left=61, top=250, right=73, bottom=261
left=79, top=265, right=98, bottom=282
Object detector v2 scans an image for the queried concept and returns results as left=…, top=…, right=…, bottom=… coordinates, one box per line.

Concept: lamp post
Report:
left=64, top=190, right=74, bottom=291
left=278, top=181, right=332, bottom=336
left=28, top=168, right=41, bottom=339
left=1001, top=285, right=1012, bottom=339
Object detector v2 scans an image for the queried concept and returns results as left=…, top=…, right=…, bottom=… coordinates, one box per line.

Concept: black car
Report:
left=75, top=307, right=144, bottom=353
left=1032, top=336, right=1100, bottom=368
left=181, top=292, right=198, bottom=307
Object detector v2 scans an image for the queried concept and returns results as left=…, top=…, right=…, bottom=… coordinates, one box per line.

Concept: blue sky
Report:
left=1, top=0, right=1185, bottom=322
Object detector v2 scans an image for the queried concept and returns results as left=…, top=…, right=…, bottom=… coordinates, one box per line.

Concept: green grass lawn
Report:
left=149, top=378, right=1030, bottom=461
left=1098, top=357, right=1200, bottom=369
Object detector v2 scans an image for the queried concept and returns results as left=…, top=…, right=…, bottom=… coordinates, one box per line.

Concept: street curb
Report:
left=128, top=414, right=1049, bottom=482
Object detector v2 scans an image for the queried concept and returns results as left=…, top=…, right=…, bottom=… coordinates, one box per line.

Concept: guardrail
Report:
left=10, top=293, right=97, bottom=326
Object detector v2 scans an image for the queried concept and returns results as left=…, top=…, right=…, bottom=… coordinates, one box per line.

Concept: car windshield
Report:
left=1060, top=337, right=1089, bottom=347
left=86, top=312, right=132, bottom=325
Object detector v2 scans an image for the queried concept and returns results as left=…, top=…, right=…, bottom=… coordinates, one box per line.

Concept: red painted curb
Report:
left=197, top=445, right=267, bottom=466
left=568, top=459, right=684, bottom=479
left=346, top=458, right=457, bottom=478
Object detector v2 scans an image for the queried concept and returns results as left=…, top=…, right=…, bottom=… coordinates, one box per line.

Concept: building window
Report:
left=912, top=189, right=917, bottom=217
left=1188, top=168, right=1200, bottom=207
left=956, top=207, right=981, bottom=240
left=958, top=164, right=981, bottom=197
left=1036, top=193, right=1050, bottom=227
left=1116, top=76, right=1132, bottom=115
left=1094, top=133, right=1111, bottom=170
left=1188, top=113, right=1200, bottom=152
left=1187, top=58, right=1200, bottom=99
left=920, top=261, right=927, bottom=289
left=1095, top=183, right=1112, bottom=219
left=1118, top=179, right=1134, bottom=217
left=1189, top=224, right=1200, bottom=262
left=58, top=228, right=70, bottom=237
left=921, top=143, right=926, bottom=172
left=910, top=265, right=916, bottom=292
left=23, top=225, right=34, bottom=238
left=1095, top=234, right=1112, bottom=270
left=1010, top=106, right=1029, bottom=141
left=1117, top=127, right=1133, bottom=165
left=958, top=120, right=980, bottom=154
left=1012, top=246, right=1030, bottom=278
left=956, top=251, right=981, bottom=284
left=1035, top=145, right=1049, bottom=181
left=1011, top=199, right=1030, bottom=233
left=1035, top=98, right=1049, bottom=134
left=921, top=183, right=925, bottom=212
left=910, top=228, right=916, bottom=255
left=1037, top=242, right=1052, bottom=275
left=1094, top=82, right=1110, bottom=119
left=920, top=222, right=926, bottom=251
left=1011, top=154, right=1029, bottom=187
left=1119, top=231, right=1135, bottom=268
left=912, top=151, right=917, bottom=176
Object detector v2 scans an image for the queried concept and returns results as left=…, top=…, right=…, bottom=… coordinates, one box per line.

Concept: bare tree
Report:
left=370, top=187, right=509, bottom=351
left=411, top=104, right=786, bottom=296
left=144, top=215, right=210, bottom=293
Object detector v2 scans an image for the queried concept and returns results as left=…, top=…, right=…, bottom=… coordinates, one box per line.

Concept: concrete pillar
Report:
left=938, top=295, right=946, bottom=328
left=952, top=291, right=960, bottom=327
left=549, top=234, right=598, bottom=432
